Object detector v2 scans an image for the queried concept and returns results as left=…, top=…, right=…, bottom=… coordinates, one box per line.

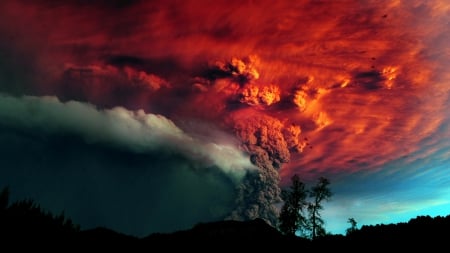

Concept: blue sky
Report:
left=324, top=144, right=450, bottom=234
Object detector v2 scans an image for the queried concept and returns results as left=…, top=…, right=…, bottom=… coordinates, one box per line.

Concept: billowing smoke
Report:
left=207, top=56, right=260, bottom=85
left=196, top=57, right=308, bottom=225
left=63, top=63, right=171, bottom=92
left=0, top=92, right=262, bottom=235
left=226, top=112, right=301, bottom=225
left=58, top=63, right=172, bottom=110
left=0, top=90, right=296, bottom=229
left=0, top=93, right=255, bottom=181
left=240, top=84, right=281, bottom=106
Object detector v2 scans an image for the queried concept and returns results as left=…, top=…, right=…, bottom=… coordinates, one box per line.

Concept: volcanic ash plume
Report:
left=240, top=84, right=281, bottom=106
left=201, top=56, right=307, bottom=225
left=0, top=94, right=255, bottom=181
left=228, top=113, right=301, bottom=225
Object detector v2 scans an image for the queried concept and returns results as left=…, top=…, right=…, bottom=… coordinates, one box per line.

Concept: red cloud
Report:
left=1, top=0, right=449, bottom=185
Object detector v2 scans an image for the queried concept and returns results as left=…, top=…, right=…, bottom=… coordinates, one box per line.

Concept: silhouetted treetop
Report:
left=0, top=186, right=9, bottom=210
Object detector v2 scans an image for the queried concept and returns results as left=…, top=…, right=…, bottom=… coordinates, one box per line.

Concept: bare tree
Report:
left=307, top=177, right=332, bottom=239
left=278, top=174, right=308, bottom=236
left=278, top=175, right=332, bottom=239
left=346, top=217, right=358, bottom=235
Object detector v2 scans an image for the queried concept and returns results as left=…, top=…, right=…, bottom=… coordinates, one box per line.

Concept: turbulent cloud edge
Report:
left=0, top=93, right=256, bottom=180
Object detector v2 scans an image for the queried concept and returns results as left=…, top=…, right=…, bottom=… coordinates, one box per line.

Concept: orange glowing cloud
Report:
left=240, top=84, right=281, bottom=106
left=1, top=0, right=449, bottom=183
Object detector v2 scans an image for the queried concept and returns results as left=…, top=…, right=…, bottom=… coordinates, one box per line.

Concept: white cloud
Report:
left=0, top=93, right=256, bottom=180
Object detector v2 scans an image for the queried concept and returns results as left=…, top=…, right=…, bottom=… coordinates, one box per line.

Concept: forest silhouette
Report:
left=0, top=185, right=448, bottom=249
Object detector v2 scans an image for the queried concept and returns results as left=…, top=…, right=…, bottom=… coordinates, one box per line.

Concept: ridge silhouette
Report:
left=1, top=186, right=448, bottom=249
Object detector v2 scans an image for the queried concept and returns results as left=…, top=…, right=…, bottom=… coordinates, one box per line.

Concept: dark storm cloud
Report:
left=0, top=128, right=236, bottom=237
left=0, top=40, right=42, bottom=96
left=59, top=63, right=172, bottom=109
left=0, top=93, right=258, bottom=236
left=353, top=70, right=385, bottom=90
left=0, top=94, right=255, bottom=179
left=105, top=55, right=186, bottom=80
left=199, top=57, right=260, bottom=86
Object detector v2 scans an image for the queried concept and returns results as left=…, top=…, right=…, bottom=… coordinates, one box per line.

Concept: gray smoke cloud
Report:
left=0, top=93, right=262, bottom=236
left=0, top=93, right=256, bottom=181
left=227, top=112, right=293, bottom=226
left=194, top=56, right=304, bottom=226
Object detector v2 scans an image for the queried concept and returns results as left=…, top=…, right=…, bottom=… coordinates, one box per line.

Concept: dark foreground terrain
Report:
left=0, top=190, right=448, bottom=250
left=1, top=210, right=449, bottom=250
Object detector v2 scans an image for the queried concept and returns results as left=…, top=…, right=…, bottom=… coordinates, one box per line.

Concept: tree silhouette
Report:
left=278, top=174, right=308, bottom=236
left=0, top=186, right=9, bottom=210
left=346, top=217, right=358, bottom=235
left=307, top=177, right=332, bottom=240
left=278, top=175, right=333, bottom=239
left=0, top=185, right=80, bottom=243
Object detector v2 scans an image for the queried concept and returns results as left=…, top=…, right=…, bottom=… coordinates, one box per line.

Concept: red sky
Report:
left=1, top=0, right=449, bottom=184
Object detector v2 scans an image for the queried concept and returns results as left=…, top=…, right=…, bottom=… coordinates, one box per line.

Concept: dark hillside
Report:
left=1, top=187, right=449, bottom=250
